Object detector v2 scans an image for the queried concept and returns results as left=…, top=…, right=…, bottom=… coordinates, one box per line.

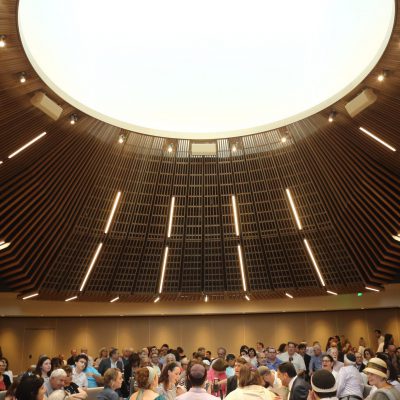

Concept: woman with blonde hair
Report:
left=130, top=367, right=164, bottom=400
left=94, top=348, right=108, bottom=369
left=225, top=364, right=276, bottom=400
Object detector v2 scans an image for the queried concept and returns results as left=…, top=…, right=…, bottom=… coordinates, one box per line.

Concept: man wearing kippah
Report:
left=309, top=369, right=338, bottom=400
left=336, top=354, right=363, bottom=400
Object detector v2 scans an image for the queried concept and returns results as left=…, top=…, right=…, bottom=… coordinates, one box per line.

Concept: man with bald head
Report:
left=177, top=362, right=217, bottom=399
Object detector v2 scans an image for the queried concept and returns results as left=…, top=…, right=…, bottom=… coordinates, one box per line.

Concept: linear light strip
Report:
left=327, top=290, right=338, bottom=295
left=154, top=296, right=160, bottom=303
left=22, top=293, right=39, bottom=300
left=167, top=197, right=175, bottom=238
left=8, top=132, right=47, bottom=159
left=245, top=295, right=250, bottom=301
left=304, top=238, right=326, bottom=287
left=158, top=246, right=169, bottom=294
left=232, top=195, right=240, bottom=236
left=204, top=295, right=208, bottom=303
left=0, top=241, right=11, bottom=250
left=365, top=286, right=380, bottom=292
left=237, top=244, right=247, bottom=292
left=286, top=188, right=302, bottom=230
left=0, top=161, right=3, bottom=165
left=110, top=296, right=119, bottom=303
left=79, top=242, right=103, bottom=291
left=65, top=296, right=78, bottom=302
left=285, top=293, right=293, bottom=299
left=359, top=127, right=396, bottom=152
left=104, top=191, right=122, bottom=234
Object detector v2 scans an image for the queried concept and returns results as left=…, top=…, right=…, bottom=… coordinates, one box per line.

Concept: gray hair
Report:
left=50, top=368, right=67, bottom=379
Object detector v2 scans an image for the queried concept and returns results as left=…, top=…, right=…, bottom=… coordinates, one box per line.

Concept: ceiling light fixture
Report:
left=65, top=296, right=78, bottom=302
left=245, top=294, right=250, bottom=301
left=167, top=196, right=175, bottom=238
left=232, top=195, right=240, bottom=236
left=0, top=241, right=11, bottom=250
left=154, top=296, right=160, bottom=303
left=22, top=293, right=39, bottom=300
left=104, top=191, right=122, bottom=234
left=391, top=233, right=400, bottom=242
left=204, top=294, right=208, bottom=302
left=286, top=188, right=302, bottom=230
left=0, top=161, right=3, bottom=165
left=110, top=296, right=119, bottom=303
left=237, top=244, right=247, bottom=292
left=327, top=290, right=338, bottom=295
left=304, top=238, right=326, bottom=287
left=285, top=293, right=293, bottom=299
left=281, top=137, right=287, bottom=143
left=158, top=246, right=169, bottom=294
left=118, top=133, right=128, bottom=144
left=0, top=35, right=6, bottom=48
left=359, top=127, right=396, bottom=152
left=19, top=72, right=27, bottom=83
left=79, top=242, right=103, bottom=291
left=8, top=131, right=47, bottom=159
left=365, top=286, right=380, bottom=292
left=377, top=70, right=388, bottom=82
left=69, top=113, right=78, bottom=125
left=328, top=111, right=336, bottom=123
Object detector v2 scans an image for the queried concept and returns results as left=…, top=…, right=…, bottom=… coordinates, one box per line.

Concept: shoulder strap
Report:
left=136, top=389, right=145, bottom=400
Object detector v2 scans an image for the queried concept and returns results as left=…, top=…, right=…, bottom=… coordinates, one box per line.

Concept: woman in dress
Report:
left=364, top=358, right=400, bottom=400
left=34, top=356, right=52, bottom=382
left=130, top=367, right=164, bottom=400
left=157, top=362, right=184, bottom=400
left=0, top=359, right=11, bottom=391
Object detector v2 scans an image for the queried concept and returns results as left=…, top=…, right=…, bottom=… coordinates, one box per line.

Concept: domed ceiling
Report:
left=0, top=0, right=399, bottom=303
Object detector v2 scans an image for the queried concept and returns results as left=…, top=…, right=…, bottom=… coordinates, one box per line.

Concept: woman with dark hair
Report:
left=1, top=358, right=13, bottom=383
left=248, top=348, right=258, bottom=367
left=207, top=358, right=228, bottom=398
left=157, top=362, right=184, bottom=399
left=383, top=334, right=394, bottom=352
left=5, top=377, right=19, bottom=400
left=35, top=356, right=52, bottom=382
left=125, top=352, right=141, bottom=395
left=0, top=359, right=11, bottom=390
left=277, top=344, right=287, bottom=355
left=51, top=357, right=63, bottom=371
left=364, top=348, right=375, bottom=364
left=15, top=374, right=45, bottom=400
left=321, top=354, right=338, bottom=380
left=130, top=367, right=164, bottom=400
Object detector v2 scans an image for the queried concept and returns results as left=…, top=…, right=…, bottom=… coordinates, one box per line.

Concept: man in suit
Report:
left=98, top=348, right=124, bottom=376
left=278, top=362, right=310, bottom=400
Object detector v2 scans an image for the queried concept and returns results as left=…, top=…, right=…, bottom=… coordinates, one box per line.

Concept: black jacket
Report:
left=289, top=376, right=310, bottom=400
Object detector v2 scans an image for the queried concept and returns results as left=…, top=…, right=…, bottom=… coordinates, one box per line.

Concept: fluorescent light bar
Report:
left=204, top=295, right=208, bottom=302
left=365, top=286, right=380, bottom=292
left=245, top=295, right=250, bottom=301
left=167, top=197, right=175, bottom=238
left=392, top=234, right=400, bottom=242
left=327, top=290, right=338, bottom=295
left=65, top=296, right=78, bottom=302
left=237, top=245, right=247, bottom=292
left=104, top=191, right=121, bottom=234
left=359, top=127, right=396, bottom=152
left=8, top=132, right=47, bottom=159
left=79, top=242, right=103, bottom=291
left=286, top=189, right=302, bottom=230
left=285, top=293, right=293, bottom=299
left=232, top=195, right=240, bottom=236
left=22, top=293, right=39, bottom=300
left=110, top=296, right=119, bottom=303
left=158, top=246, right=169, bottom=294
left=0, top=241, right=11, bottom=250
left=0, top=161, right=3, bottom=165
left=154, top=296, right=160, bottom=303
left=304, top=239, right=326, bottom=287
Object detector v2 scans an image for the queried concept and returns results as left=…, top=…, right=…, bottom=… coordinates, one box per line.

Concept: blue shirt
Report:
left=83, top=365, right=101, bottom=388
left=309, top=354, right=323, bottom=373
left=266, top=359, right=282, bottom=371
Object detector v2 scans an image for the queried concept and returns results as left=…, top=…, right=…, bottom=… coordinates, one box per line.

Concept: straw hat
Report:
left=364, top=357, right=388, bottom=379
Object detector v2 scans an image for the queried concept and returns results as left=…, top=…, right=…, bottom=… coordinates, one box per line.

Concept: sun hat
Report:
left=364, top=357, right=388, bottom=379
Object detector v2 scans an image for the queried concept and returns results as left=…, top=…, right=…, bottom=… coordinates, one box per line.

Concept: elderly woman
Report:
left=97, top=368, right=123, bottom=400
left=225, top=364, right=276, bottom=400
left=130, top=367, right=164, bottom=400
left=364, top=358, right=400, bottom=400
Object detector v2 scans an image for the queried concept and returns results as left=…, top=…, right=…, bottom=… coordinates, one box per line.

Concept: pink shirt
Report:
left=207, top=368, right=227, bottom=398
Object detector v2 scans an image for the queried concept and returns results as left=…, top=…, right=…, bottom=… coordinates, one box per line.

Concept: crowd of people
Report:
left=0, top=329, right=399, bottom=400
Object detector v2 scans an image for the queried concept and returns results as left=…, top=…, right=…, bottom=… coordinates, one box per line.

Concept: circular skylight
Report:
left=18, top=0, right=394, bottom=139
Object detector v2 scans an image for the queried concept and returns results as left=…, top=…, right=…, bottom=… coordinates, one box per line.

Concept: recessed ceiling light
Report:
left=327, top=290, right=338, bottom=295
left=8, top=131, right=47, bottom=159
left=328, top=111, right=336, bottom=123
left=19, top=72, right=27, bottom=83
left=392, top=234, right=400, bottom=242
left=0, top=241, right=11, bottom=250
left=281, top=137, right=287, bottom=143
left=204, top=294, right=208, bottom=302
left=365, top=286, right=380, bottom=292
left=69, top=113, right=78, bottom=125
left=0, top=35, right=6, bottom=48
left=22, top=293, right=39, bottom=300
left=154, top=296, right=160, bottom=303
left=359, top=127, right=396, bottom=152
left=118, top=133, right=127, bottom=144
left=65, top=296, right=78, bottom=302
left=285, top=293, right=293, bottom=299
left=245, top=294, right=250, bottom=301
left=377, top=70, right=388, bottom=81
left=110, top=296, right=119, bottom=303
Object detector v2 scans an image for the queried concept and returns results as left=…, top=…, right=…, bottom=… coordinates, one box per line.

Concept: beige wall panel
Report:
left=117, top=317, right=149, bottom=350
left=209, top=315, right=244, bottom=355
left=55, top=318, right=88, bottom=356
left=365, top=309, right=400, bottom=346
left=274, top=313, right=307, bottom=346
left=179, top=316, right=212, bottom=356
left=149, top=317, right=182, bottom=349
left=336, top=310, right=370, bottom=348
left=304, top=311, right=338, bottom=347
left=243, top=314, right=276, bottom=348
left=85, top=318, right=119, bottom=356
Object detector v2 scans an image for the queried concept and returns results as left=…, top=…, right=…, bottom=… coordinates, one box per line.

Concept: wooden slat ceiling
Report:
left=0, top=0, right=399, bottom=302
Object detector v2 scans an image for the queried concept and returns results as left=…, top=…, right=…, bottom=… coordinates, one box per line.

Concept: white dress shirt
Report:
left=278, top=352, right=306, bottom=374
left=336, top=365, right=363, bottom=399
